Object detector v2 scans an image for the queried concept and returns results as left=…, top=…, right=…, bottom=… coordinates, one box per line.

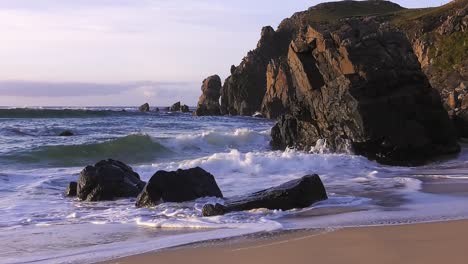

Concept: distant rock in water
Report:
left=202, top=174, right=327, bottom=217
left=59, top=130, right=74, bottom=137
left=170, top=102, right=190, bottom=112
left=139, top=103, right=150, bottom=112
left=181, top=104, right=190, bottom=113
left=135, top=167, right=223, bottom=208
left=76, top=159, right=146, bottom=202
left=170, top=102, right=181, bottom=112
left=66, top=182, right=77, bottom=197
left=194, top=75, right=222, bottom=116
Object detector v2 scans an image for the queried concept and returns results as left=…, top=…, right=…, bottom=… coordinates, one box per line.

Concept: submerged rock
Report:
left=136, top=167, right=223, bottom=208
left=66, top=182, right=77, bottom=197
left=59, top=130, right=74, bottom=137
left=77, top=159, right=145, bottom=201
left=202, top=174, right=327, bottom=217
left=139, top=103, right=150, bottom=112
left=194, top=75, right=222, bottom=116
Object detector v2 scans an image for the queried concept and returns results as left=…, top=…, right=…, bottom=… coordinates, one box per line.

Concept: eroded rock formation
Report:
left=194, top=75, right=222, bottom=116
left=194, top=0, right=465, bottom=165
left=139, top=103, right=150, bottom=112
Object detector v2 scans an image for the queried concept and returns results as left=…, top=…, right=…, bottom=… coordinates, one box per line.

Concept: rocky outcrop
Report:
left=270, top=20, right=459, bottom=165
left=400, top=1, right=468, bottom=137
left=170, top=102, right=190, bottom=113
left=220, top=26, right=293, bottom=116
left=170, top=102, right=181, bottom=112
left=202, top=174, right=327, bottom=217
left=139, top=103, right=150, bottom=112
left=135, top=167, right=223, bottom=208
left=76, top=159, right=146, bottom=201
left=194, top=75, right=222, bottom=116
left=66, top=182, right=77, bottom=197
left=196, top=1, right=463, bottom=165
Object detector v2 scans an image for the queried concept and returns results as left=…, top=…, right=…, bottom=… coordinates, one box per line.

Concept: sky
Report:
left=0, top=0, right=451, bottom=106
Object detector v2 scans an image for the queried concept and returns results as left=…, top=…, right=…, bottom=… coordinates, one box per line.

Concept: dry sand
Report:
left=101, top=220, right=468, bottom=264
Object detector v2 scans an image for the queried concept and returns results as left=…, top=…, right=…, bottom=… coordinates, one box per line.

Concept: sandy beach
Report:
left=102, top=220, right=468, bottom=264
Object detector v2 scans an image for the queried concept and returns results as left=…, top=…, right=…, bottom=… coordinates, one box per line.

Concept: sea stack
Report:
left=194, top=75, right=222, bottom=116
left=139, top=103, right=150, bottom=112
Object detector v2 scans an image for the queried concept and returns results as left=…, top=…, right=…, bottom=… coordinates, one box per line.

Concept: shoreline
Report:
left=100, top=219, right=468, bottom=264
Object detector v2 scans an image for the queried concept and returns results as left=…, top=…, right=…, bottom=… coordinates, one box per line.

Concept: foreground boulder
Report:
left=76, top=159, right=146, bottom=201
left=194, top=75, right=222, bottom=116
left=139, top=103, right=150, bottom=112
left=202, top=174, right=327, bottom=217
left=136, top=167, right=223, bottom=207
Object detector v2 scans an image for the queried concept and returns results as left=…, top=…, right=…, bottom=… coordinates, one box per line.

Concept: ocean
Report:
left=1, top=106, right=468, bottom=263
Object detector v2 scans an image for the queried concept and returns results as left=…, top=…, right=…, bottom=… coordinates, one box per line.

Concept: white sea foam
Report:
left=161, top=128, right=270, bottom=154
left=3, top=112, right=468, bottom=264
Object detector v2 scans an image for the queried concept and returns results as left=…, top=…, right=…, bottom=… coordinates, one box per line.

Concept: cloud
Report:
left=0, top=80, right=196, bottom=98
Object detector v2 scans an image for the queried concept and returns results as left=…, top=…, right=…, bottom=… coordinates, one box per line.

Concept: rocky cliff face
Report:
left=396, top=0, right=468, bottom=136
left=270, top=19, right=459, bottom=165
left=195, top=0, right=465, bottom=165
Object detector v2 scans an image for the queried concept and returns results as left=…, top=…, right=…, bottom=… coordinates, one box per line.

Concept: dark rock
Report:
left=220, top=24, right=292, bottom=116
left=77, top=159, right=145, bottom=201
left=202, top=1, right=466, bottom=166
left=194, top=75, right=222, bottom=116
left=155, top=107, right=160, bottom=112
left=202, top=203, right=226, bottom=217
left=66, top=182, right=77, bottom=197
left=170, top=102, right=181, bottom=112
left=136, top=167, right=223, bottom=208
left=181, top=104, right=190, bottom=113
left=139, top=103, right=150, bottom=112
left=267, top=20, right=459, bottom=165
left=452, top=110, right=468, bottom=138
left=202, top=174, right=327, bottom=217
left=59, top=130, right=74, bottom=137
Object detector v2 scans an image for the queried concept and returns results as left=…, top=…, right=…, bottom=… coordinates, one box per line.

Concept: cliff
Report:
left=195, top=0, right=466, bottom=165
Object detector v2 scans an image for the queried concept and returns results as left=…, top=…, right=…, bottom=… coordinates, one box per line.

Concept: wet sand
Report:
left=101, top=220, right=468, bottom=264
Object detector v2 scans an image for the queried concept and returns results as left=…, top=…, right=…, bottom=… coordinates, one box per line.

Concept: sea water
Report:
left=1, top=107, right=468, bottom=263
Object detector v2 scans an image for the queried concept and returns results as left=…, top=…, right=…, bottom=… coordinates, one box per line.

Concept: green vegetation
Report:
left=300, top=0, right=404, bottom=23
left=429, top=31, right=468, bottom=70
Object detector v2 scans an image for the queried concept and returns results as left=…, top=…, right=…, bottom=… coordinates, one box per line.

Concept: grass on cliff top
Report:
left=391, top=0, right=467, bottom=25
left=429, top=31, right=468, bottom=70
left=299, top=0, right=466, bottom=25
left=300, top=0, right=405, bottom=23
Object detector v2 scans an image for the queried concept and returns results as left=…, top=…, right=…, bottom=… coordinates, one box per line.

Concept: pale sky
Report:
left=0, top=0, right=451, bottom=106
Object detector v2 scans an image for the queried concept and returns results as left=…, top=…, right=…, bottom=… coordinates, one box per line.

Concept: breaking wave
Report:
left=1, top=134, right=172, bottom=167
left=164, top=128, right=271, bottom=153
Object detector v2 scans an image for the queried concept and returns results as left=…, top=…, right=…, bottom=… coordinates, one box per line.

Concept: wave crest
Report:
left=1, top=134, right=172, bottom=167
